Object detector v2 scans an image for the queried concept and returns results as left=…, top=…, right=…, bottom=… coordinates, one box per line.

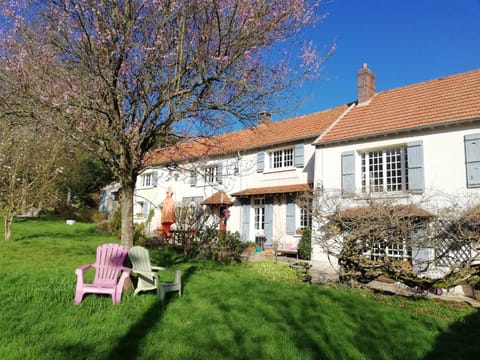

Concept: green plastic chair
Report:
left=128, top=246, right=182, bottom=302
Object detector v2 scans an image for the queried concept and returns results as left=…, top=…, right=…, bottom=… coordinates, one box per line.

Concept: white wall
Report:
left=312, top=124, right=480, bottom=271
left=135, top=140, right=316, bottom=244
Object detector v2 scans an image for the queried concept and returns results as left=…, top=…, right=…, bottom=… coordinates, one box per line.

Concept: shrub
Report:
left=55, top=204, right=77, bottom=219
left=76, top=207, right=106, bottom=223
left=109, top=207, right=122, bottom=238
left=298, top=227, right=312, bottom=260
left=213, top=231, right=247, bottom=263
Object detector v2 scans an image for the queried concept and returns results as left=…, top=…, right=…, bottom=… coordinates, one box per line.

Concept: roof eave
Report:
left=147, top=134, right=322, bottom=167
left=315, top=117, right=480, bottom=148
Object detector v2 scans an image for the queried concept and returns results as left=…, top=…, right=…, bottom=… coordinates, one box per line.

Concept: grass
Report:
left=0, top=217, right=479, bottom=359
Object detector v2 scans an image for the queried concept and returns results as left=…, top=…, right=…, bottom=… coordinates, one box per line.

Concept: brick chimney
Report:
left=357, top=63, right=375, bottom=104
left=258, top=111, right=272, bottom=124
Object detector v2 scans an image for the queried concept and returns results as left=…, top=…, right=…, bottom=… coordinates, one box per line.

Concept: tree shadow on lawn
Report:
left=12, top=227, right=104, bottom=242
left=104, top=300, right=166, bottom=360
left=183, top=280, right=477, bottom=359
left=423, top=309, right=480, bottom=360
left=104, top=265, right=198, bottom=360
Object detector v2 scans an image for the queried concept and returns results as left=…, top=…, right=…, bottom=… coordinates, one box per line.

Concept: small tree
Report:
left=0, top=118, right=71, bottom=240
left=173, top=202, right=218, bottom=258
left=298, top=227, right=312, bottom=260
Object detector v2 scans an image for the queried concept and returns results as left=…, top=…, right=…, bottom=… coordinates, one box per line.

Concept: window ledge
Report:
left=352, top=192, right=411, bottom=201
left=263, top=167, right=296, bottom=175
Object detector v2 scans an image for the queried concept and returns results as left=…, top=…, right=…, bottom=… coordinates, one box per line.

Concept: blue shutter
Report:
left=99, top=191, right=106, bottom=212
left=190, top=171, right=197, bottom=187
left=264, top=197, right=274, bottom=246
left=152, top=171, right=158, bottom=187
left=257, top=151, right=265, bottom=173
left=286, top=196, right=296, bottom=235
left=341, top=151, right=355, bottom=193
left=217, top=163, right=223, bottom=184
left=464, top=134, right=480, bottom=188
left=295, top=143, right=304, bottom=168
left=412, top=247, right=433, bottom=273
left=407, top=141, right=424, bottom=193
left=142, top=202, right=149, bottom=218
left=241, top=198, right=250, bottom=242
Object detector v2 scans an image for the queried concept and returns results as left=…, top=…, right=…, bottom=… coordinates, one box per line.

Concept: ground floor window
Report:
left=253, top=198, right=265, bottom=231
left=364, top=239, right=412, bottom=261
left=299, top=203, right=312, bottom=230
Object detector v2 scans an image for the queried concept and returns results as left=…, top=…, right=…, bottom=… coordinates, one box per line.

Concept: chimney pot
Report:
left=357, top=63, right=376, bottom=104
left=258, top=111, right=272, bottom=124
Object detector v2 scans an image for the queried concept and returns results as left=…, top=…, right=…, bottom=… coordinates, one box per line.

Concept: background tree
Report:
left=1, top=0, right=329, bottom=248
left=0, top=118, right=71, bottom=240
left=63, top=153, right=114, bottom=208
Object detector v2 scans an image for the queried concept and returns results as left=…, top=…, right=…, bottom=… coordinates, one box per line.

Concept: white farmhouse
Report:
left=132, top=63, right=480, bottom=269
left=312, top=64, right=480, bottom=273
left=135, top=106, right=348, bottom=252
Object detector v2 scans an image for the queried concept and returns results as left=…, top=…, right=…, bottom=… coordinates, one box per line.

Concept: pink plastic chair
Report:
left=74, top=243, right=131, bottom=305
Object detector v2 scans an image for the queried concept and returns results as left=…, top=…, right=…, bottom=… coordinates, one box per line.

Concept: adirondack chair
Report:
left=74, top=243, right=131, bottom=305
left=128, top=246, right=182, bottom=302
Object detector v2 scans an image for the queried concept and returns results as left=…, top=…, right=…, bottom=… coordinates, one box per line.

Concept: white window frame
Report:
left=363, top=239, right=412, bottom=261
left=204, top=165, right=219, bottom=184
left=295, top=201, right=312, bottom=232
left=140, top=173, right=152, bottom=188
left=253, top=198, right=265, bottom=231
left=361, top=147, right=408, bottom=193
left=299, top=204, right=311, bottom=230
left=135, top=201, right=145, bottom=218
left=267, top=147, right=294, bottom=170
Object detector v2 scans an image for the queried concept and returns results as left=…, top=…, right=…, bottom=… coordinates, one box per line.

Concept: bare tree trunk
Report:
left=21, top=188, right=27, bottom=215
left=119, top=183, right=135, bottom=290
left=120, top=185, right=134, bottom=249
left=4, top=214, right=14, bottom=241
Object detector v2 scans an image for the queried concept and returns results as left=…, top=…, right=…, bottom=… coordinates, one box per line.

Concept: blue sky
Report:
left=275, top=0, right=480, bottom=120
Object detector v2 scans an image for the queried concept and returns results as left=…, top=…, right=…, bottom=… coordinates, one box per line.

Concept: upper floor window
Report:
left=342, top=141, right=424, bottom=195
left=256, top=143, right=304, bottom=173
left=140, top=173, right=152, bottom=188
left=271, top=148, right=294, bottom=169
left=360, top=147, right=408, bottom=193
left=204, top=165, right=221, bottom=184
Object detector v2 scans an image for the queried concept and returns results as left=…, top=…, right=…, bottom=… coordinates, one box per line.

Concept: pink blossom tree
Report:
left=1, top=0, right=329, bottom=247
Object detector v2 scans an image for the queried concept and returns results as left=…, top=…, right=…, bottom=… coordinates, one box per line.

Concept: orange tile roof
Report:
left=201, top=191, right=233, bottom=205
left=231, top=183, right=312, bottom=197
left=145, top=105, right=349, bottom=165
left=317, top=68, right=480, bottom=145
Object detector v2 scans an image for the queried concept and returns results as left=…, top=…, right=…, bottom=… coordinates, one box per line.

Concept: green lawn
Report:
left=0, top=218, right=478, bottom=359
